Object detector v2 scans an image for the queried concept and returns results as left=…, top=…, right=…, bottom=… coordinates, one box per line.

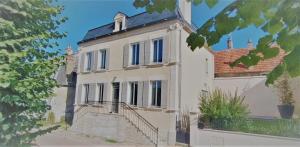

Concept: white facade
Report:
left=75, top=13, right=214, bottom=143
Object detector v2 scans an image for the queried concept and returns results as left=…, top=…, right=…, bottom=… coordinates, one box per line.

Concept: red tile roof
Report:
left=214, top=48, right=285, bottom=77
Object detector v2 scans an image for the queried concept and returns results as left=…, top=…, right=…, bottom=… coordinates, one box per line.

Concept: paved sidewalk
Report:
left=35, top=129, right=149, bottom=146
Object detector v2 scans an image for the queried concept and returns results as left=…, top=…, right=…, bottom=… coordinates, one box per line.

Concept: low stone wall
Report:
left=190, top=120, right=300, bottom=146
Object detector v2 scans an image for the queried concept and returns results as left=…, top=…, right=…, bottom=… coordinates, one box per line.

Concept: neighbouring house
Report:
left=74, top=0, right=213, bottom=145
left=213, top=38, right=300, bottom=118
left=49, top=46, right=77, bottom=124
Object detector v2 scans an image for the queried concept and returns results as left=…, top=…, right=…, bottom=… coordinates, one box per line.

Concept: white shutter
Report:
left=123, top=44, right=129, bottom=68
left=139, top=41, right=145, bottom=65
left=144, top=40, right=151, bottom=65
left=142, top=81, right=150, bottom=107
left=88, top=83, right=96, bottom=103
left=105, top=49, right=110, bottom=70
left=121, top=82, right=128, bottom=103
left=80, top=53, right=85, bottom=73
left=76, top=84, right=82, bottom=105
left=161, top=80, right=168, bottom=108
left=163, top=35, right=170, bottom=64
left=137, top=81, right=144, bottom=107
left=93, top=50, right=98, bottom=71
left=103, top=83, right=109, bottom=101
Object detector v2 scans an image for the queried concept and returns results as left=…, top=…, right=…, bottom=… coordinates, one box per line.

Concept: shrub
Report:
left=199, top=89, right=249, bottom=129
left=274, top=73, right=294, bottom=105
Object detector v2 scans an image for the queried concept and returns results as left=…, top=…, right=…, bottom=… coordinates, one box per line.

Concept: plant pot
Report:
left=278, top=104, right=294, bottom=119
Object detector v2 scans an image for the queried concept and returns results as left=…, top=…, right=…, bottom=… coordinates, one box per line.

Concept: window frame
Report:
left=85, top=52, right=92, bottom=72
left=151, top=80, right=162, bottom=107
left=98, top=49, right=107, bottom=70
left=84, top=84, right=90, bottom=103
left=130, top=43, right=140, bottom=66
left=129, top=81, right=138, bottom=106
left=98, top=83, right=104, bottom=103
left=152, top=38, right=163, bottom=63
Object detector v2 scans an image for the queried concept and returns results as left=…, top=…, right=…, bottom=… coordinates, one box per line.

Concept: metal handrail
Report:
left=75, top=101, right=159, bottom=146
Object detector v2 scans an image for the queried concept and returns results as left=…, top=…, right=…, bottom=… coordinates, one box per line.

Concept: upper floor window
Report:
left=130, top=43, right=140, bottom=65
left=152, top=39, right=163, bottom=63
left=99, top=50, right=107, bottom=69
left=86, top=52, right=92, bottom=71
left=129, top=82, right=138, bottom=106
left=151, top=80, right=161, bottom=107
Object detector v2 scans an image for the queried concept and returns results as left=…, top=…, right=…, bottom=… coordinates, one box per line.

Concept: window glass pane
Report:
left=153, top=40, right=158, bottom=62
left=85, top=84, right=89, bottom=103
left=134, top=83, right=138, bottom=105
left=99, top=84, right=104, bottom=103
left=158, top=39, right=163, bottom=62
left=152, top=81, right=156, bottom=106
left=136, top=44, right=139, bottom=65
left=86, top=53, right=92, bottom=70
left=157, top=81, right=161, bottom=106
left=99, top=50, right=106, bottom=69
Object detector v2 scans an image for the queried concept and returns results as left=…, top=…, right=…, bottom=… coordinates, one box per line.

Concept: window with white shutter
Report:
left=152, top=39, right=163, bottom=63
left=98, top=83, right=104, bottom=103
left=151, top=80, right=161, bottom=107
left=130, top=43, right=140, bottom=65
left=84, top=84, right=89, bottom=103
left=129, top=82, right=138, bottom=106
left=98, top=49, right=107, bottom=70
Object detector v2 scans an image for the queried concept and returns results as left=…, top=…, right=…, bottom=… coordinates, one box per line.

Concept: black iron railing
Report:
left=74, top=101, right=159, bottom=146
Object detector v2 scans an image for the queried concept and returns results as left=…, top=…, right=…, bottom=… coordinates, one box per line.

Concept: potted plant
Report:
left=274, top=74, right=295, bottom=119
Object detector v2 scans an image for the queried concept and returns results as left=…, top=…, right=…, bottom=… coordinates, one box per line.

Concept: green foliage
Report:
left=199, top=89, right=249, bottom=129
left=133, top=0, right=300, bottom=85
left=0, top=0, right=66, bottom=146
left=47, top=111, right=56, bottom=125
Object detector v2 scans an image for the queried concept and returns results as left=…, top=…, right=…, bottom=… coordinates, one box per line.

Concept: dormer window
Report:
left=113, top=12, right=126, bottom=32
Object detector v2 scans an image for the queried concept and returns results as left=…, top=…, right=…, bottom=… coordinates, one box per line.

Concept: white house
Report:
left=74, top=0, right=213, bottom=145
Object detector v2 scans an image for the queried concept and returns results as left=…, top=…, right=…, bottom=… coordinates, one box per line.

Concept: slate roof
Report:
left=78, top=9, right=182, bottom=44
left=214, top=48, right=285, bottom=77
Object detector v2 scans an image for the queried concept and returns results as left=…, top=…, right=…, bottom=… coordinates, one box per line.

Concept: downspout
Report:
left=178, top=27, right=182, bottom=112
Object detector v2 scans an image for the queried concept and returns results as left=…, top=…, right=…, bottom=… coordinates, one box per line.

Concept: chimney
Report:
left=179, top=0, right=191, bottom=24
left=247, top=39, right=254, bottom=49
left=65, top=45, right=75, bottom=75
left=227, top=36, right=233, bottom=49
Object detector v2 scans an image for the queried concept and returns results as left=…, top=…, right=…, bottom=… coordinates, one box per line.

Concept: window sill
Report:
left=142, top=107, right=163, bottom=112
left=145, top=63, right=164, bottom=68
left=124, top=65, right=140, bottom=70
left=95, top=69, right=107, bottom=73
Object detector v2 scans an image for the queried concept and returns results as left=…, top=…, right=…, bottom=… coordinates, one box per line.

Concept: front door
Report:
left=112, top=82, right=120, bottom=113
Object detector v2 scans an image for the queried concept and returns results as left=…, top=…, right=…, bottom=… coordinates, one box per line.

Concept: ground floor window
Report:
left=98, top=83, right=104, bottom=103
left=84, top=84, right=89, bottom=103
left=151, top=80, right=161, bottom=107
left=129, top=82, right=138, bottom=106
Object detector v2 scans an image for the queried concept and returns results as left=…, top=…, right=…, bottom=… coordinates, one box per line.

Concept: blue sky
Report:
left=56, top=0, right=267, bottom=53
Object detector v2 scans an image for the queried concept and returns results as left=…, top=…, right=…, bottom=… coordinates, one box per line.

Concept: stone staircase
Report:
left=71, top=104, right=156, bottom=146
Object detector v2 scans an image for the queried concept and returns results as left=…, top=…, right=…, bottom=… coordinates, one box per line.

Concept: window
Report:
left=151, top=80, right=161, bottom=107
left=86, top=52, right=92, bottom=71
left=119, top=22, right=123, bottom=30
left=98, top=83, right=104, bottom=103
left=129, top=82, right=138, bottom=106
left=99, top=50, right=107, bottom=69
left=153, top=39, right=163, bottom=63
left=84, top=84, right=90, bottom=103
left=131, top=43, right=140, bottom=65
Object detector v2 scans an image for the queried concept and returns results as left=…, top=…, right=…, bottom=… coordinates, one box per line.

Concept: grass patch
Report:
left=105, top=138, right=118, bottom=143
